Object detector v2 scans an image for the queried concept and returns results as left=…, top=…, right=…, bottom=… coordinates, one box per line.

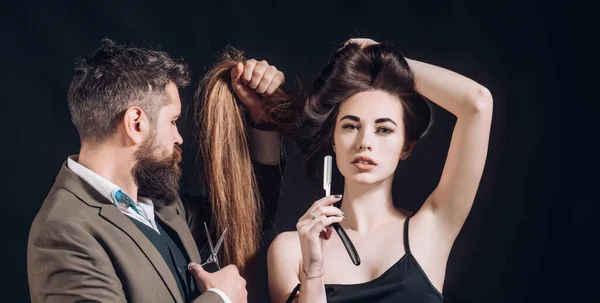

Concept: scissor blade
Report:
left=214, top=228, right=227, bottom=253
left=204, top=222, right=215, bottom=252
left=200, top=255, right=214, bottom=267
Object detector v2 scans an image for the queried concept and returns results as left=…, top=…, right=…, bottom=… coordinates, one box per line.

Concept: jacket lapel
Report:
left=98, top=206, right=184, bottom=303
left=156, top=204, right=202, bottom=265
left=55, top=162, right=184, bottom=303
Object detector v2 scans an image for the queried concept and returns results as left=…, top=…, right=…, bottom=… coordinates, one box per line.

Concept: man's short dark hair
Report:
left=67, top=38, right=191, bottom=145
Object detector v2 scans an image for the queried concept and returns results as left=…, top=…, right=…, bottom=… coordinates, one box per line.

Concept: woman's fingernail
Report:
left=334, top=194, right=342, bottom=198
left=341, top=212, right=346, bottom=217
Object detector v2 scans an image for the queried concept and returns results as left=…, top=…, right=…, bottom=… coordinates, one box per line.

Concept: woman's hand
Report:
left=343, top=37, right=379, bottom=49
left=296, top=195, right=345, bottom=277
left=230, top=59, right=285, bottom=123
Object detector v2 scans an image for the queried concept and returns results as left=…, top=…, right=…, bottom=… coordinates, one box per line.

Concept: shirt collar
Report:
left=67, top=155, right=121, bottom=205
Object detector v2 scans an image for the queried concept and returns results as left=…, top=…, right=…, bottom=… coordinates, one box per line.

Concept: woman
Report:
left=267, top=38, right=493, bottom=302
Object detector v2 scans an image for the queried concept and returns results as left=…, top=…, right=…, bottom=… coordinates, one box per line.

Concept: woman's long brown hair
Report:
left=194, top=46, right=297, bottom=271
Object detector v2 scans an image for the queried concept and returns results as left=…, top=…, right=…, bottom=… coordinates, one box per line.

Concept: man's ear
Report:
left=123, top=106, right=150, bottom=144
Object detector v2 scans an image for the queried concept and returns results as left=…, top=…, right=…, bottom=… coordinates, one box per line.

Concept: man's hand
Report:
left=230, top=59, right=285, bottom=123
left=189, top=262, right=248, bottom=303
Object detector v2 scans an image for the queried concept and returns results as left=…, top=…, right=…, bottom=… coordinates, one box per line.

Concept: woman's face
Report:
left=333, top=90, right=407, bottom=185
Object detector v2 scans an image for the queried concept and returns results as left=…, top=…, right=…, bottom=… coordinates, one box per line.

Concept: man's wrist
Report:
left=206, top=288, right=232, bottom=303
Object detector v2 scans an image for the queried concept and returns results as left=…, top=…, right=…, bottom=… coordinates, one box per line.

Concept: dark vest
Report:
left=127, top=216, right=199, bottom=302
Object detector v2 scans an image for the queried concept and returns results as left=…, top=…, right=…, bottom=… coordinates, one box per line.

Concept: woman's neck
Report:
left=339, top=177, right=402, bottom=234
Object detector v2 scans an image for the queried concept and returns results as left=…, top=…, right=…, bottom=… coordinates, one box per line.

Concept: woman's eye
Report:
left=377, top=127, right=393, bottom=134
left=342, top=124, right=358, bottom=130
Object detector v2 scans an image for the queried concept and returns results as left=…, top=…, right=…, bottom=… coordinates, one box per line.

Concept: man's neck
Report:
left=77, top=144, right=139, bottom=201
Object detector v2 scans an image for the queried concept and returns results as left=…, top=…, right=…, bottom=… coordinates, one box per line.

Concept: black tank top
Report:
left=286, top=215, right=444, bottom=303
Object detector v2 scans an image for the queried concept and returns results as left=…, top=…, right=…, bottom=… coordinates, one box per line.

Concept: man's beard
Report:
left=133, top=137, right=182, bottom=206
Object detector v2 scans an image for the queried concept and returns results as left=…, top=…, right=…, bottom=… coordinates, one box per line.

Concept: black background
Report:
left=1, top=0, right=588, bottom=302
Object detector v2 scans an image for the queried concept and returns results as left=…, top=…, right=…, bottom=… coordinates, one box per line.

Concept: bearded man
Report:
left=27, top=39, right=247, bottom=303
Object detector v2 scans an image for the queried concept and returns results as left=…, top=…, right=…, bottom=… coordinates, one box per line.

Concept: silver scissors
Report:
left=200, top=222, right=227, bottom=270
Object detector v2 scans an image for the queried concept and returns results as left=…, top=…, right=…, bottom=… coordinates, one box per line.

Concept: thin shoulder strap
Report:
left=403, top=214, right=414, bottom=255
left=285, top=283, right=301, bottom=303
